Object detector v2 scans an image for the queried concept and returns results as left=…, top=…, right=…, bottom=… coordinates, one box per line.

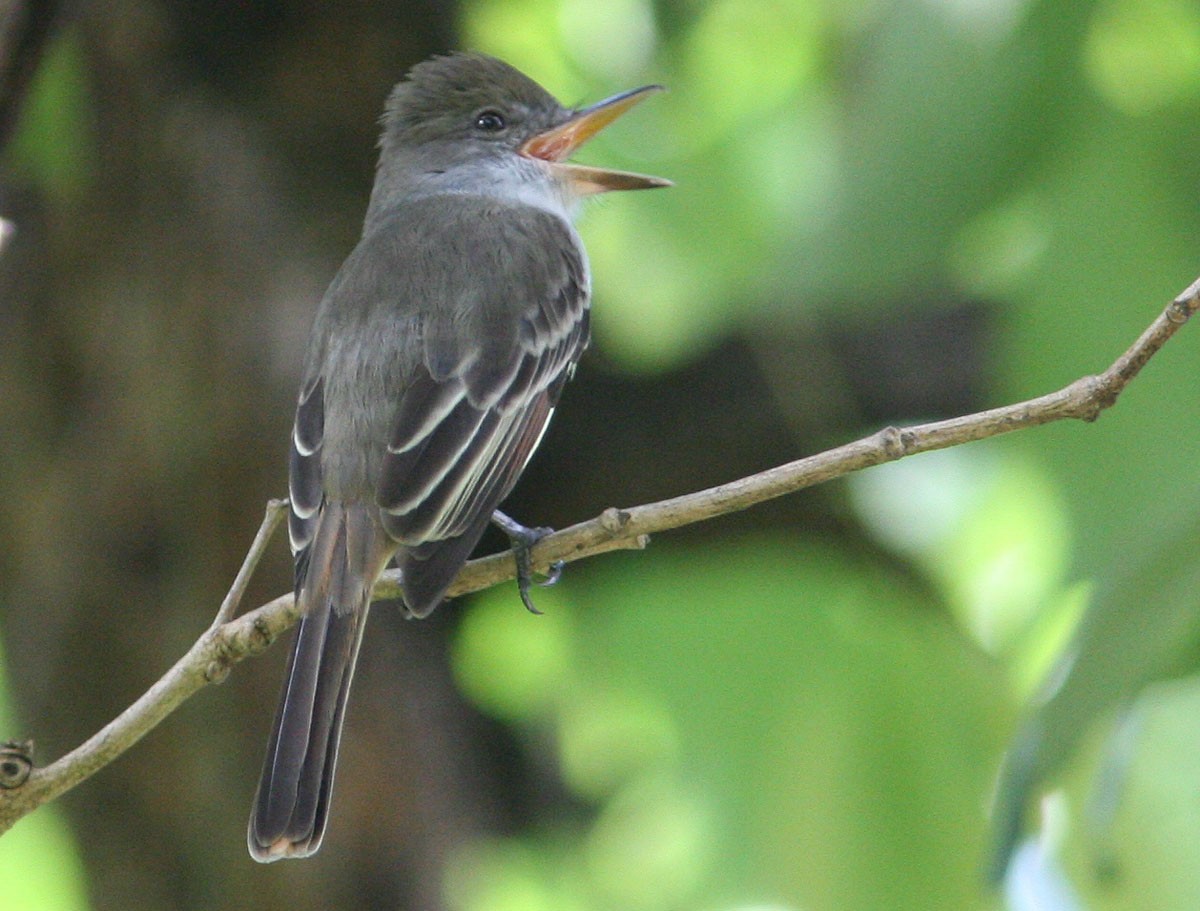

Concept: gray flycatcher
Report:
left=249, top=52, right=669, bottom=862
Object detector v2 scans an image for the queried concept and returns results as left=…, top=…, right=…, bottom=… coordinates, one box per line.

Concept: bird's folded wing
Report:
left=377, top=257, right=589, bottom=545
left=288, top=374, right=326, bottom=585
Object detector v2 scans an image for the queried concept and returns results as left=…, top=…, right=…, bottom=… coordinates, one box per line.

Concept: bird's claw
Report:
left=491, top=510, right=562, bottom=614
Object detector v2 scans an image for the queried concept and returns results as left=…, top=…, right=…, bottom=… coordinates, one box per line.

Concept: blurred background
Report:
left=4, top=0, right=1200, bottom=909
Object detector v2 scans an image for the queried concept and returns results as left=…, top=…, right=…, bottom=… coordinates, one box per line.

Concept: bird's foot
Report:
left=491, top=510, right=564, bottom=614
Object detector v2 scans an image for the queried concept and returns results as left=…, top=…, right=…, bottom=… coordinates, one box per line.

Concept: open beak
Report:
left=520, top=85, right=672, bottom=195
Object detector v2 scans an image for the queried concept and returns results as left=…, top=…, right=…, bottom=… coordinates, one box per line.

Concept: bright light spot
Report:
left=849, top=449, right=1072, bottom=655
left=557, top=689, right=680, bottom=799
left=750, top=102, right=841, bottom=236
left=682, top=0, right=823, bottom=132
left=1004, top=794, right=1083, bottom=911
left=951, top=194, right=1049, bottom=297
left=460, top=0, right=582, bottom=100
left=586, top=210, right=721, bottom=372
left=445, top=840, right=573, bottom=911
left=0, top=217, right=13, bottom=255
left=1014, top=582, right=1089, bottom=700
left=0, top=805, right=91, bottom=909
left=450, top=588, right=574, bottom=722
left=585, top=775, right=712, bottom=908
left=559, top=0, right=658, bottom=82
left=1084, top=0, right=1200, bottom=114
left=925, top=0, right=1032, bottom=40
left=848, top=446, right=990, bottom=556
left=0, top=636, right=90, bottom=909
left=940, top=460, right=1070, bottom=652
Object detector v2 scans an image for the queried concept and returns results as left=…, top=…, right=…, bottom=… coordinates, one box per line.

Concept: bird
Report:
left=248, top=52, right=669, bottom=862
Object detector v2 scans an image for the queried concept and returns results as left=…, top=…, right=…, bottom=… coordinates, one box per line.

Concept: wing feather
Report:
left=288, top=376, right=325, bottom=555
left=386, top=373, right=468, bottom=454
left=287, top=199, right=590, bottom=619
left=376, top=216, right=589, bottom=596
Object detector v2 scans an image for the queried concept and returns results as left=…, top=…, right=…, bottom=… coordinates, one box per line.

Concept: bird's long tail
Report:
left=248, top=502, right=390, bottom=862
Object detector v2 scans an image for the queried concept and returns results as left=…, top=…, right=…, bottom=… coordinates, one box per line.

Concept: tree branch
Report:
left=3, top=274, right=1199, bottom=836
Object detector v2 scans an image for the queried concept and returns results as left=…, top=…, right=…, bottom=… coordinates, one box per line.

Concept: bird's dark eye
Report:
left=474, top=110, right=507, bottom=133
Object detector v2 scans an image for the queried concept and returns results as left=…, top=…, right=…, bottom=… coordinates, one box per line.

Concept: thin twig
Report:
left=210, top=499, right=289, bottom=629
left=400, top=274, right=1200, bottom=595
left=0, top=500, right=291, bottom=831
left=1, top=275, right=1198, bottom=836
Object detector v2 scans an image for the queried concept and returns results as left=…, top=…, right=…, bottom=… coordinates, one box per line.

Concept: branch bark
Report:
left=2, top=274, right=1199, bottom=836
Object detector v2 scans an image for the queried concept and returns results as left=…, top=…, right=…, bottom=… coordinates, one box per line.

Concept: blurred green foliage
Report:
left=6, top=0, right=1200, bottom=908
left=449, top=540, right=1008, bottom=911
left=448, top=1, right=1200, bottom=909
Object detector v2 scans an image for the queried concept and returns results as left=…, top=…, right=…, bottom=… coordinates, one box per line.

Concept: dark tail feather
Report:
left=248, top=598, right=365, bottom=860
left=248, top=503, right=387, bottom=862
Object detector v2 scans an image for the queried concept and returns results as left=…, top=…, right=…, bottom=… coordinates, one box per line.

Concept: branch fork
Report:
left=2, top=274, right=1199, bottom=836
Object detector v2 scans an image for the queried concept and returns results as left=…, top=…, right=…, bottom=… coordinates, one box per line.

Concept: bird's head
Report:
left=373, top=53, right=670, bottom=211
